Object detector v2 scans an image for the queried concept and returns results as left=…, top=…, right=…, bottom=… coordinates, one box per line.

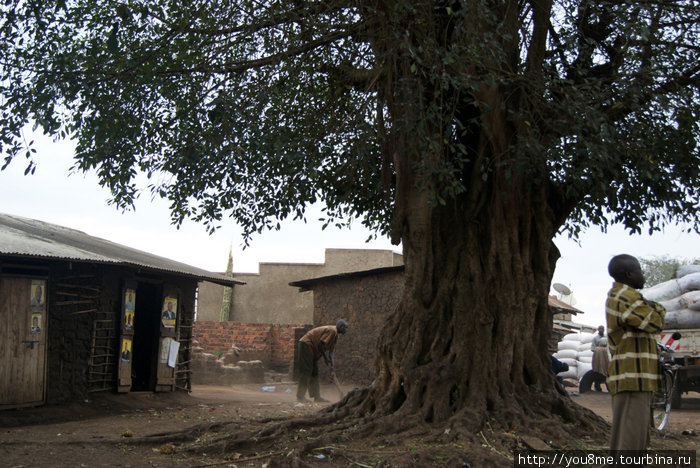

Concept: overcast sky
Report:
left=1, top=132, right=697, bottom=328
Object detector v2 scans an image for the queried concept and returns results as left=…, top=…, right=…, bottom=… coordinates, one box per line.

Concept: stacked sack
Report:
left=553, top=332, right=596, bottom=381
left=641, top=265, right=700, bottom=329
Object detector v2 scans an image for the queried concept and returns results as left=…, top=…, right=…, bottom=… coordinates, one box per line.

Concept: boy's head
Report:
left=608, top=254, right=645, bottom=289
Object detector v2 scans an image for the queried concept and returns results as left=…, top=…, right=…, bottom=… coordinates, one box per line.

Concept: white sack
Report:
left=559, top=368, right=578, bottom=380
left=642, top=272, right=700, bottom=301
left=578, top=350, right=594, bottom=359
left=642, top=279, right=682, bottom=301
left=577, top=356, right=593, bottom=364
left=677, top=264, right=700, bottom=278
left=579, top=333, right=596, bottom=344
left=577, top=362, right=593, bottom=380
left=563, top=333, right=584, bottom=342
left=559, top=358, right=578, bottom=368
left=558, top=340, right=580, bottom=351
left=553, top=349, right=578, bottom=360
left=659, top=290, right=700, bottom=312
left=679, top=272, right=700, bottom=293
left=578, top=342, right=594, bottom=352
left=664, top=309, right=700, bottom=329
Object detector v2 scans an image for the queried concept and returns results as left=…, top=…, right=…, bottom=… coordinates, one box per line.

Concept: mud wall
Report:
left=44, top=262, right=200, bottom=403
left=312, top=270, right=404, bottom=386
left=46, top=262, right=103, bottom=404
left=193, top=321, right=310, bottom=373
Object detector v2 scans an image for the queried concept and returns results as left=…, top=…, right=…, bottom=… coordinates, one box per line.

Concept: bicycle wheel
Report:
left=651, top=371, right=673, bottom=431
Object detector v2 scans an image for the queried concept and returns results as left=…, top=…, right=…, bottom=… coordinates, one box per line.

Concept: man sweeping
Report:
left=296, top=319, right=348, bottom=403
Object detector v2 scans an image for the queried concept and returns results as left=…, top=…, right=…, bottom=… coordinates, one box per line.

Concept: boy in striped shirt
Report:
left=606, top=254, right=666, bottom=451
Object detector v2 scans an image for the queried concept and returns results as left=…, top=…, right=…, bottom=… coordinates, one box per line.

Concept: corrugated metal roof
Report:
left=0, top=213, right=244, bottom=287
left=289, top=265, right=405, bottom=291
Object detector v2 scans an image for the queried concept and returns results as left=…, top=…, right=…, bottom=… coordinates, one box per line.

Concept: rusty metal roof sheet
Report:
left=0, top=213, right=244, bottom=286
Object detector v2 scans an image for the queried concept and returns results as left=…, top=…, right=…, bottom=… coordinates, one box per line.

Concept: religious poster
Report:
left=30, top=313, right=42, bottom=335
left=30, top=279, right=46, bottom=311
left=161, top=296, right=177, bottom=328
left=121, top=338, right=132, bottom=362
left=123, top=288, right=135, bottom=329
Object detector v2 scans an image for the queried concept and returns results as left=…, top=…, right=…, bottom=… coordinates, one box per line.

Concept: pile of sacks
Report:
left=553, top=332, right=597, bottom=382
left=641, top=265, right=700, bottom=329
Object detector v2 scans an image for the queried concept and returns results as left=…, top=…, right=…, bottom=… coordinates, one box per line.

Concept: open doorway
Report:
left=131, top=282, right=161, bottom=391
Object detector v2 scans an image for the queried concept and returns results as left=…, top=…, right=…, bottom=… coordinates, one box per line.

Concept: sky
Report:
left=1, top=132, right=698, bottom=329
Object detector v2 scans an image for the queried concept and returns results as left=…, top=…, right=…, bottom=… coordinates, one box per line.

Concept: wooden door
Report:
left=0, top=277, right=48, bottom=408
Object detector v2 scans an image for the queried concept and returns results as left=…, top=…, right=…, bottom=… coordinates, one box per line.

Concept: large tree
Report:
left=2, top=0, right=699, bottom=463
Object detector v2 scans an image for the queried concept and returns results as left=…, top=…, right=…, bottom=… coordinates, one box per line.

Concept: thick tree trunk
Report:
left=359, top=175, right=561, bottom=431
left=347, top=0, right=586, bottom=437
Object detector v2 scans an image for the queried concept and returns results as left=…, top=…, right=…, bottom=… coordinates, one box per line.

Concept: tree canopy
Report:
left=3, top=2, right=700, bottom=462
left=1, top=0, right=698, bottom=242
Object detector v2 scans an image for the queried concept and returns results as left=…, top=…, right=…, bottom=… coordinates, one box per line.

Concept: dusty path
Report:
left=571, top=389, right=700, bottom=432
left=0, top=385, right=697, bottom=467
left=0, top=383, right=346, bottom=467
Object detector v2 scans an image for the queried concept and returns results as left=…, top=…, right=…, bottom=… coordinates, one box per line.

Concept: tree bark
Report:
left=358, top=173, right=561, bottom=429
left=347, top=0, right=578, bottom=433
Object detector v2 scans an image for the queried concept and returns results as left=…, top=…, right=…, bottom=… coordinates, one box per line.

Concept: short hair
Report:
left=608, top=254, right=638, bottom=281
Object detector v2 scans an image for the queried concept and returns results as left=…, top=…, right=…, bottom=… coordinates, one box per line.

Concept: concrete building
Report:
left=196, top=248, right=403, bottom=324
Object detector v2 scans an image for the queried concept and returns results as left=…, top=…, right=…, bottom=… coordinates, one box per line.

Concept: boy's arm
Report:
left=617, top=291, right=666, bottom=333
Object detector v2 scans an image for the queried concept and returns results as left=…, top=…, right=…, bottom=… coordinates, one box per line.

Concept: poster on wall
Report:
left=123, top=288, right=136, bottom=329
left=161, top=297, right=177, bottom=328
left=30, top=313, right=42, bottom=335
left=160, top=337, right=172, bottom=363
left=121, top=338, right=132, bottom=362
left=30, top=279, right=46, bottom=311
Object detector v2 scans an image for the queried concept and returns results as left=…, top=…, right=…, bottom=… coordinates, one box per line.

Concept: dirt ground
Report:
left=1, top=383, right=697, bottom=467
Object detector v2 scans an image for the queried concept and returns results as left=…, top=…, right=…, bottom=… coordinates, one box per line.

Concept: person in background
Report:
left=606, top=254, right=665, bottom=452
left=296, top=320, right=348, bottom=403
left=591, top=325, right=610, bottom=392
left=591, top=325, right=605, bottom=350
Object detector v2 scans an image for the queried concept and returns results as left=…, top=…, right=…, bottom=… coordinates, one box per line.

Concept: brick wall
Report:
left=193, top=321, right=310, bottom=373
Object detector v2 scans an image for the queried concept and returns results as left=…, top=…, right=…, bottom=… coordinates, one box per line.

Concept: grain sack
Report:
left=559, top=358, right=578, bottom=368
left=577, top=362, right=593, bottom=380
left=664, top=309, right=700, bottom=329
left=659, top=290, right=700, bottom=312
left=579, top=333, right=596, bottom=344
left=578, top=342, right=593, bottom=352
left=563, top=333, right=584, bottom=342
left=559, top=368, right=578, bottom=380
left=677, top=264, right=700, bottom=278
left=642, top=279, right=682, bottom=302
left=553, top=349, right=577, bottom=360
left=678, top=272, right=700, bottom=293
left=557, top=340, right=580, bottom=351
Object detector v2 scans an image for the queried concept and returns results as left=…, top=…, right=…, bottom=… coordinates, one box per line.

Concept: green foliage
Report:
left=640, top=255, right=700, bottom=287
left=1, top=1, right=698, bottom=242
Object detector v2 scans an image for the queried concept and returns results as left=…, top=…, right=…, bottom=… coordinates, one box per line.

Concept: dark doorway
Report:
left=132, top=282, right=161, bottom=391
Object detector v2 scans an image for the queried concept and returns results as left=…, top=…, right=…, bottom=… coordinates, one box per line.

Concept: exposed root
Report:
left=146, top=387, right=612, bottom=467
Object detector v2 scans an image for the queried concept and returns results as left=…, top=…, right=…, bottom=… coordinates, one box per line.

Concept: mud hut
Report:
left=0, top=213, right=243, bottom=409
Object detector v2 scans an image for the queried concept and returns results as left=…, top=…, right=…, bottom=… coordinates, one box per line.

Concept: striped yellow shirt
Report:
left=605, top=282, right=666, bottom=395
